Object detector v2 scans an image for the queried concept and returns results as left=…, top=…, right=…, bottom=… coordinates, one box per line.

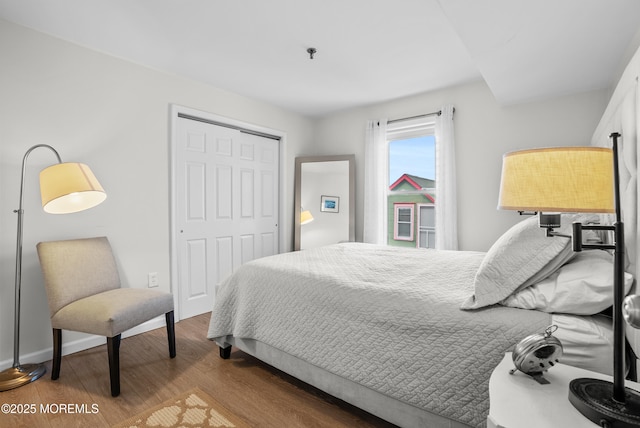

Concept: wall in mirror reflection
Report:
left=294, top=155, right=354, bottom=251
left=300, top=160, right=350, bottom=249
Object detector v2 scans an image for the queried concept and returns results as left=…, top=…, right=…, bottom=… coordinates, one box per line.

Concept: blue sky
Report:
left=388, top=135, right=435, bottom=185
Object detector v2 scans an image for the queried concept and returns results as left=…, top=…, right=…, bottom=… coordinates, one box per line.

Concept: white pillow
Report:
left=460, top=213, right=597, bottom=310
left=500, top=250, right=633, bottom=315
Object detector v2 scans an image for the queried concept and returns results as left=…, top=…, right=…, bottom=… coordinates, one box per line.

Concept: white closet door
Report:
left=176, top=117, right=279, bottom=318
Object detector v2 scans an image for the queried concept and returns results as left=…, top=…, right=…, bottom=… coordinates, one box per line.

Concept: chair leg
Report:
left=107, top=335, right=121, bottom=397
left=166, top=311, right=176, bottom=358
left=51, top=329, right=62, bottom=380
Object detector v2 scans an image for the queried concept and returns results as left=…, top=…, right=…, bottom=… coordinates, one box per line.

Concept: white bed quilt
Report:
left=207, top=243, right=552, bottom=427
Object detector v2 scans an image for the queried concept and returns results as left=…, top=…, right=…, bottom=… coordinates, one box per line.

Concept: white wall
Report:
left=0, top=19, right=314, bottom=367
left=313, top=81, right=609, bottom=251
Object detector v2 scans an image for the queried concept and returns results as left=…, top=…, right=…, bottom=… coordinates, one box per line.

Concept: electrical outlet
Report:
left=148, top=272, right=159, bottom=288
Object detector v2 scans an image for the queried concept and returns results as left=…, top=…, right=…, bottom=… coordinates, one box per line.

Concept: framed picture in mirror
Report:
left=320, top=195, right=340, bottom=213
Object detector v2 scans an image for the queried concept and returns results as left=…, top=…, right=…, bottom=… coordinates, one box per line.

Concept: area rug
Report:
left=112, top=387, right=249, bottom=428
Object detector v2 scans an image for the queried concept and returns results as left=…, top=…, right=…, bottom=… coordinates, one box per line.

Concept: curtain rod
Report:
left=385, top=108, right=455, bottom=125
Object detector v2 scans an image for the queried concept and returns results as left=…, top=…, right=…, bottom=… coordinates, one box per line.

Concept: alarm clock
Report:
left=509, top=325, right=563, bottom=384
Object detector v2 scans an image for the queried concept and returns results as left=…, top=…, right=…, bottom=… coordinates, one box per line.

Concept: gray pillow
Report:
left=461, top=213, right=597, bottom=310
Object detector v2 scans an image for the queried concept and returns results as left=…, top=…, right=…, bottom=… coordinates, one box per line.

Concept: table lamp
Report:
left=0, top=144, right=106, bottom=391
left=497, top=133, right=640, bottom=426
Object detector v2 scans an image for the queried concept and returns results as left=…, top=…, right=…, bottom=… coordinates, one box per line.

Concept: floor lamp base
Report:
left=0, top=364, right=46, bottom=392
left=569, top=378, right=640, bottom=427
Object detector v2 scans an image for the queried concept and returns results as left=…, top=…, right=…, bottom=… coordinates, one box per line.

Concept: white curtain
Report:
left=363, top=119, right=388, bottom=244
left=435, top=105, right=458, bottom=250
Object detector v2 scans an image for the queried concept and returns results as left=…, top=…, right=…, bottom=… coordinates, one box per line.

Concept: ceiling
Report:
left=1, top=0, right=639, bottom=117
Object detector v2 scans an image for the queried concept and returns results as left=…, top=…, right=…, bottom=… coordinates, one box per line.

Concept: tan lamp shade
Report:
left=498, top=147, right=615, bottom=213
left=300, top=210, right=314, bottom=225
left=39, top=162, right=107, bottom=214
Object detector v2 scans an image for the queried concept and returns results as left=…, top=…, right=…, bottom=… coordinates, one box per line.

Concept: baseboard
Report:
left=0, top=315, right=168, bottom=371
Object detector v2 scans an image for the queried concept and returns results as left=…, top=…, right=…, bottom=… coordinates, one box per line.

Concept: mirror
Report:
left=294, top=155, right=355, bottom=250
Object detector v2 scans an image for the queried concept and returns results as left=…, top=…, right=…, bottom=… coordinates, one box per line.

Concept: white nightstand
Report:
left=488, top=352, right=640, bottom=428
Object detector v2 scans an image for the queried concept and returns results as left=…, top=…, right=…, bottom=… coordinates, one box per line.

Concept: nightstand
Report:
left=488, top=352, right=640, bottom=428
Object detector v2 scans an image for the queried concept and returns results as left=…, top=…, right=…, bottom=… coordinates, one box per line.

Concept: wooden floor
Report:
left=1, top=313, right=396, bottom=427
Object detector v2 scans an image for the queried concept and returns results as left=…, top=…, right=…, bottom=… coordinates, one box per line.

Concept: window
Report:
left=386, top=117, right=436, bottom=248
left=418, top=204, right=435, bottom=249
left=394, top=203, right=414, bottom=241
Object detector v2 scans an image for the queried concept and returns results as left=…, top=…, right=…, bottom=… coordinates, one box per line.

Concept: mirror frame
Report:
left=294, top=154, right=355, bottom=251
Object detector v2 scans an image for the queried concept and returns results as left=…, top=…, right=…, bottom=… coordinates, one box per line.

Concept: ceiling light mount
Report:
left=307, top=47, right=317, bottom=60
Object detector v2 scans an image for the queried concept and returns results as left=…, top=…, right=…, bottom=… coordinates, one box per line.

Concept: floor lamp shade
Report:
left=300, top=209, right=314, bottom=225
left=40, top=162, right=106, bottom=214
left=498, top=147, right=615, bottom=213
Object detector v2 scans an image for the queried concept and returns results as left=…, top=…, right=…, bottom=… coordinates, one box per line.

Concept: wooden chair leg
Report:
left=166, top=311, right=176, bottom=358
left=107, top=335, right=121, bottom=397
left=51, top=329, right=62, bottom=380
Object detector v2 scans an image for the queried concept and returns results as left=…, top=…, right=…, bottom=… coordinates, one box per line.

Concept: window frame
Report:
left=416, top=203, right=435, bottom=249
left=393, top=203, right=415, bottom=241
left=386, top=116, right=436, bottom=247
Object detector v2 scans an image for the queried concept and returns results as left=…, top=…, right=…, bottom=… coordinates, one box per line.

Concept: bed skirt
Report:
left=215, top=336, right=472, bottom=428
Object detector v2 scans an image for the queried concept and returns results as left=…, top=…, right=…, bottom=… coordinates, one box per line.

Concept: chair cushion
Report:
left=51, top=288, right=174, bottom=337
left=37, top=237, right=121, bottom=316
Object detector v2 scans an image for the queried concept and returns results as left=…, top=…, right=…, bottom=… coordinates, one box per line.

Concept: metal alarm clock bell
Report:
left=509, top=325, right=563, bottom=384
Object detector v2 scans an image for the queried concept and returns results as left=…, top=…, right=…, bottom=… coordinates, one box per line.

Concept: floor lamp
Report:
left=0, top=144, right=106, bottom=391
left=498, top=133, right=640, bottom=427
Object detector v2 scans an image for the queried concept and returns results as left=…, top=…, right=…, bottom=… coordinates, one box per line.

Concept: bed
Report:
left=209, top=238, right=623, bottom=427
left=208, top=47, right=640, bottom=428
